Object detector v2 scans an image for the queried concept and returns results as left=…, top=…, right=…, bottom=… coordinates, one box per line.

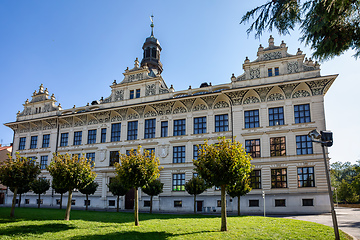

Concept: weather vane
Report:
left=150, top=15, right=154, bottom=36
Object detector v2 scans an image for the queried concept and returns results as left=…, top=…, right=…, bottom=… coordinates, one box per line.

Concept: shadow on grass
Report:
left=0, top=223, right=75, bottom=237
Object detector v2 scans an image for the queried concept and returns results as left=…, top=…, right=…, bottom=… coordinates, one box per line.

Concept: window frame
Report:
left=172, top=173, right=185, bottom=191
left=40, top=156, right=48, bottom=170
left=296, top=135, right=313, bottom=155
left=127, top=121, right=138, bottom=140
left=161, top=121, right=168, bottom=137
left=245, top=139, right=261, bottom=158
left=60, top=133, right=69, bottom=147
left=30, top=136, right=38, bottom=149
left=173, top=146, right=186, bottom=163
left=297, top=167, right=315, bottom=187
left=87, top=129, right=97, bottom=144
left=101, top=128, right=107, bottom=143
left=130, top=90, right=134, bottom=99
left=42, top=134, right=50, bottom=148
left=269, top=107, right=284, bottom=126
left=111, top=123, right=121, bottom=142
left=294, top=104, right=311, bottom=123
left=194, top=116, right=206, bottom=134
left=250, top=170, right=261, bottom=189
left=109, top=151, right=119, bottom=166
left=144, top=119, right=156, bottom=139
left=271, top=168, right=287, bottom=188
left=73, top=131, right=82, bottom=146
left=215, top=114, right=229, bottom=132
left=19, top=137, right=26, bottom=150
left=270, top=137, right=286, bottom=156
left=173, top=119, right=186, bottom=136
left=244, top=110, right=260, bottom=129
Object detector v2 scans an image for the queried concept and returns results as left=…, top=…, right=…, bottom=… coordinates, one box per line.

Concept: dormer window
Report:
left=268, top=67, right=280, bottom=77
left=268, top=68, right=273, bottom=77
left=130, top=90, right=134, bottom=99
left=136, top=89, right=140, bottom=98
left=275, top=67, right=279, bottom=76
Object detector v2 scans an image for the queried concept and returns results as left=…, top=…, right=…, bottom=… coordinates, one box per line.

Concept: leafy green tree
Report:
left=193, top=137, right=253, bottom=231
left=142, top=179, right=164, bottom=214
left=79, top=180, right=99, bottom=211
left=0, top=153, right=40, bottom=217
left=30, top=178, right=50, bottom=208
left=240, top=0, right=360, bottom=60
left=331, top=161, right=357, bottom=185
left=9, top=184, right=31, bottom=208
left=337, top=179, right=359, bottom=203
left=107, top=178, right=129, bottom=212
left=185, top=176, right=208, bottom=214
left=115, top=147, right=161, bottom=226
left=52, top=182, right=68, bottom=209
left=353, top=160, right=360, bottom=196
left=47, top=153, right=96, bottom=220
left=226, top=178, right=252, bottom=216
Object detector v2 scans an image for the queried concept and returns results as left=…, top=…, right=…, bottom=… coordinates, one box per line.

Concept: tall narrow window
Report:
left=193, top=145, right=200, bottom=160
left=86, top=152, right=95, bottom=166
left=101, top=128, right=107, bottom=143
left=60, top=133, right=68, bottom=147
left=244, top=110, right=260, bottom=128
left=296, top=135, right=313, bottom=155
left=271, top=168, right=287, bottom=188
left=127, top=121, right=138, bottom=140
left=130, top=90, right=134, bottom=99
left=19, top=137, right=26, bottom=150
left=194, top=117, right=206, bottom=134
left=136, top=89, right=140, bottom=98
left=111, top=123, right=121, bottom=142
left=268, top=68, right=273, bottom=77
left=250, top=170, right=261, bottom=189
left=40, top=156, right=48, bottom=170
left=298, top=167, right=315, bottom=187
left=173, top=119, right=186, bottom=136
left=215, top=114, right=228, bottom=132
left=73, top=131, right=82, bottom=145
left=270, top=137, right=286, bottom=156
left=173, top=146, right=186, bottom=163
left=269, top=107, right=284, bottom=126
left=274, top=67, right=279, bottom=76
left=172, top=173, right=185, bottom=191
left=42, top=134, right=50, bottom=148
left=109, top=151, right=119, bottom=166
left=245, top=139, right=261, bottom=158
left=294, top=104, right=311, bottom=123
left=161, top=121, right=168, bottom=137
left=30, top=136, right=38, bottom=149
left=87, top=129, right=97, bottom=144
left=144, top=119, right=156, bottom=139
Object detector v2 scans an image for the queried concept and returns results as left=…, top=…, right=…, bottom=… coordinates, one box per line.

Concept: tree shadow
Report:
left=0, top=223, right=75, bottom=237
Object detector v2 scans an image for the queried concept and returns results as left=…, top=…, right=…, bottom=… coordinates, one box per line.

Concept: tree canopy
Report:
left=107, top=178, right=129, bottom=212
left=241, top=0, right=360, bottom=60
left=226, top=178, right=252, bottom=216
left=0, top=153, right=40, bottom=217
left=185, top=176, right=208, bottom=214
left=52, top=182, right=68, bottom=209
left=30, top=178, right=50, bottom=208
left=79, top=180, right=99, bottom=210
left=142, top=179, right=164, bottom=214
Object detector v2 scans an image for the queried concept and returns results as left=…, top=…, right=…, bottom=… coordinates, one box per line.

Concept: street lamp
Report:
left=308, top=129, right=339, bottom=240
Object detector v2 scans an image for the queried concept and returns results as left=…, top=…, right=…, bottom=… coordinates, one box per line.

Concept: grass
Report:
left=0, top=207, right=351, bottom=240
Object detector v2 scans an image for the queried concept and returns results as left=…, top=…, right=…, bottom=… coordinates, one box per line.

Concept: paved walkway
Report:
left=279, top=207, right=360, bottom=240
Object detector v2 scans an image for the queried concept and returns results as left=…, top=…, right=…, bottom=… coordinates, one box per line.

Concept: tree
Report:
left=240, top=0, right=360, bottom=60
left=337, top=179, right=359, bottom=203
left=142, top=179, right=164, bottom=214
left=193, top=137, right=253, bottom=231
left=107, top=178, right=129, bottom=212
left=0, top=153, right=40, bottom=217
left=115, top=146, right=161, bottom=226
left=79, top=180, right=99, bottom=211
left=9, top=184, right=31, bottom=208
left=226, top=178, right=252, bottom=216
left=185, top=176, right=207, bottom=214
left=30, top=178, right=50, bottom=208
left=47, top=153, right=96, bottom=220
left=52, top=182, right=68, bottom=209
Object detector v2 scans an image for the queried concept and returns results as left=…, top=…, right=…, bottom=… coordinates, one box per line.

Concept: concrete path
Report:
left=279, top=207, right=360, bottom=240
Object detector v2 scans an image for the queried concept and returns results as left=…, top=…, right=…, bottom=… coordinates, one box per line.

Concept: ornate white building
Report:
left=4, top=24, right=337, bottom=214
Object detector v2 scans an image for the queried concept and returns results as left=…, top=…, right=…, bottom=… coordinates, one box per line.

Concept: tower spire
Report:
left=150, top=15, right=154, bottom=37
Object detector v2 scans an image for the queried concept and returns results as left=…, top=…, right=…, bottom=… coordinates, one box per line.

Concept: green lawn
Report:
left=0, top=207, right=350, bottom=240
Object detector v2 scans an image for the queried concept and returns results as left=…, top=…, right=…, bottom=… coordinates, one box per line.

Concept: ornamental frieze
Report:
left=213, top=101, right=229, bottom=109
left=306, top=79, right=331, bottom=96
left=127, top=113, right=139, bottom=120
left=200, top=95, right=218, bottom=109
left=225, top=90, right=247, bottom=105
left=292, top=90, right=310, bottom=98
left=133, top=106, right=146, bottom=117
left=43, top=119, right=57, bottom=130
left=243, top=96, right=260, bottom=105
left=114, top=90, right=124, bottom=101
left=279, top=83, right=300, bottom=99
left=152, top=102, right=175, bottom=115
left=263, top=51, right=282, bottom=61
left=145, top=84, right=156, bottom=96
left=250, top=67, right=260, bottom=79
left=193, top=104, right=207, bottom=111
left=114, top=109, right=127, bottom=119
left=287, top=61, right=299, bottom=74
left=144, top=110, right=157, bottom=118
left=173, top=106, right=187, bottom=114
left=159, top=87, right=170, bottom=94
left=31, top=121, right=42, bottom=132
left=267, top=93, right=284, bottom=102
left=254, top=87, right=273, bottom=102
left=180, top=99, right=196, bottom=111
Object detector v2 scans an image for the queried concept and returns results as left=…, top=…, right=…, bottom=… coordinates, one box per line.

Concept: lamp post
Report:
left=308, top=129, right=339, bottom=240
left=335, top=188, right=338, bottom=207
left=262, top=190, right=265, bottom=217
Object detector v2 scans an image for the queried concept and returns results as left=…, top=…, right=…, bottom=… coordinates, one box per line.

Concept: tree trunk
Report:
left=38, top=193, right=41, bottom=208
left=134, top=187, right=139, bottom=226
left=85, top=194, right=88, bottom=211
left=60, top=193, right=63, bottom=209
left=10, top=187, right=18, bottom=217
left=116, top=195, right=119, bottom=212
left=64, top=189, right=72, bottom=221
left=238, top=196, right=240, bottom=216
left=220, top=185, right=227, bottom=231
left=194, top=194, right=197, bottom=214
left=150, top=195, right=153, bottom=214
left=18, top=194, right=22, bottom=208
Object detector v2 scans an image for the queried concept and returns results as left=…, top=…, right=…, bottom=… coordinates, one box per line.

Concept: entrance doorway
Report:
left=125, top=188, right=135, bottom=209
left=196, top=201, right=203, bottom=212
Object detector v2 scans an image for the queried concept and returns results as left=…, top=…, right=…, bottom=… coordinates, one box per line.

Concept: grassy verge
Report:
left=0, top=207, right=351, bottom=240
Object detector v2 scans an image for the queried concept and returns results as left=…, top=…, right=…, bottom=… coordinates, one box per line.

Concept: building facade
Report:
left=4, top=28, right=337, bottom=214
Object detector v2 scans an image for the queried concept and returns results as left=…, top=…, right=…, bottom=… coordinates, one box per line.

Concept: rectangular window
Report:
left=249, top=200, right=259, bottom=207
left=109, top=151, right=119, bottom=166
left=37, top=199, right=43, bottom=205
left=268, top=68, right=273, bottom=77
left=19, top=137, right=26, bottom=150
left=275, top=199, right=286, bottom=207
left=144, top=119, right=156, bottom=139
left=215, top=114, right=228, bottom=132
left=144, top=201, right=151, bottom=207
left=270, top=137, right=286, bottom=156
left=101, top=128, right=107, bottom=143
left=269, top=107, right=284, bottom=126
left=42, top=134, right=50, bottom=148
left=244, top=110, right=260, bottom=129
left=56, top=199, right=61, bottom=205
left=109, top=200, right=115, bottom=206
left=302, top=199, right=314, bottom=206
left=161, top=121, right=168, bottom=137
left=28, top=156, right=36, bottom=164
left=250, top=170, right=261, bottom=189
left=111, top=123, right=121, bottom=142
left=173, top=146, right=186, bottom=163
left=217, top=200, right=221, bottom=207
left=296, top=135, right=313, bottom=155
left=174, top=200, right=182, bottom=207
left=173, top=119, right=186, bottom=136
left=71, top=199, right=76, bottom=205
left=194, top=117, right=206, bottom=134
left=294, top=104, right=311, bottom=123
left=87, top=130, right=97, bottom=144
left=130, top=90, right=134, bottom=99
left=25, top=199, right=30, bottom=204
left=298, top=167, right=315, bottom=187
left=40, top=156, right=48, bottom=170
left=86, top=152, right=95, bottom=164
left=84, top=200, right=91, bottom=206
left=172, top=173, right=185, bottom=191
left=136, top=89, right=140, bottom=98
left=245, top=139, right=261, bottom=158
left=127, top=121, right=138, bottom=140
left=274, top=67, right=279, bottom=76
left=193, top=145, right=202, bottom=160
left=60, top=133, right=69, bottom=147
left=145, top=148, right=155, bottom=155
left=73, top=131, right=82, bottom=145
left=271, top=168, right=287, bottom=188
left=30, top=136, right=38, bottom=149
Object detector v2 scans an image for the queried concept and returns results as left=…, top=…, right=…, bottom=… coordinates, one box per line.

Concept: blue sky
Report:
left=0, top=0, right=359, bottom=164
